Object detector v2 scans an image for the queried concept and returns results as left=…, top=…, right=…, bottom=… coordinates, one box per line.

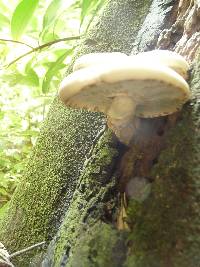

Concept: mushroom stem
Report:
left=107, top=96, right=137, bottom=144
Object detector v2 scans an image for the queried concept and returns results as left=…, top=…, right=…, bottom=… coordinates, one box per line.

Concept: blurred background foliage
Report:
left=0, top=0, right=106, bottom=213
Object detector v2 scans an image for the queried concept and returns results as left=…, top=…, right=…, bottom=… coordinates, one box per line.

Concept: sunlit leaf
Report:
left=24, top=68, right=39, bottom=87
left=42, top=49, right=73, bottom=93
left=40, top=31, right=59, bottom=43
left=41, top=0, right=77, bottom=42
left=53, top=49, right=70, bottom=57
left=11, top=0, right=39, bottom=40
left=80, top=0, right=106, bottom=29
left=3, top=72, right=25, bottom=86
left=0, top=0, right=108, bottom=208
left=84, top=0, right=105, bottom=32
left=0, top=14, right=10, bottom=28
left=43, top=0, right=64, bottom=30
left=81, top=0, right=95, bottom=25
left=42, top=61, right=57, bottom=68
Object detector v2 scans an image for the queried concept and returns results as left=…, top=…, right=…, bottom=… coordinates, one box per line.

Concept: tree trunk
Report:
left=1, top=0, right=200, bottom=267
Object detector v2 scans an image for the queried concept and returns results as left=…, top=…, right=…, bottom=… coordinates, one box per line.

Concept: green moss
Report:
left=68, top=222, right=127, bottom=267
left=124, top=56, right=200, bottom=267
left=0, top=0, right=152, bottom=265
left=48, top=129, right=119, bottom=266
left=0, top=102, right=105, bottom=265
left=82, top=0, right=152, bottom=55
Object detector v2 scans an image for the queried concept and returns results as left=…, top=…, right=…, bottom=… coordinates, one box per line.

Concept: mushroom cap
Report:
left=133, top=50, right=189, bottom=79
left=59, top=61, right=190, bottom=118
left=74, top=50, right=189, bottom=79
left=73, top=52, right=128, bottom=71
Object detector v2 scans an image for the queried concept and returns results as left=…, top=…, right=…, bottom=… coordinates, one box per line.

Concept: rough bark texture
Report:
left=0, top=0, right=152, bottom=266
left=44, top=0, right=200, bottom=267
left=1, top=0, right=200, bottom=267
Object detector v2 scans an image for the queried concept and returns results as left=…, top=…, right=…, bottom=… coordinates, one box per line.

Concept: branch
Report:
left=7, top=35, right=81, bottom=67
left=35, top=36, right=81, bottom=50
left=0, top=38, right=34, bottom=49
left=9, top=241, right=45, bottom=259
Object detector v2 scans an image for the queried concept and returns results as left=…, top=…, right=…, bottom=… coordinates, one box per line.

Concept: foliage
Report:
left=0, top=0, right=106, bottom=212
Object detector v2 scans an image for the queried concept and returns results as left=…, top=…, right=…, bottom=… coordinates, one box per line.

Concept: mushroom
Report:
left=59, top=61, right=190, bottom=145
left=133, top=49, right=190, bottom=79
left=73, top=50, right=189, bottom=80
left=73, top=52, right=128, bottom=71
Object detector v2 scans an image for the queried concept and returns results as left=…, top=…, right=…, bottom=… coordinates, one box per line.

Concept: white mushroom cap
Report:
left=74, top=50, right=189, bottom=80
left=133, top=50, right=189, bottom=79
left=59, top=62, right=190, bottom=144
left=73, top=52, right=128, bottom=71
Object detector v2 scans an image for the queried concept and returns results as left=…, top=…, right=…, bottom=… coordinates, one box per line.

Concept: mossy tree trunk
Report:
left=1, top=0, right=200, bottom=267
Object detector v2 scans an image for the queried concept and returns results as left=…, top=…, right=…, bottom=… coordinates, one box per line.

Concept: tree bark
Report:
left=1, top=0, right=200, bottom=267
left=0, top=0, right=151, bottom=266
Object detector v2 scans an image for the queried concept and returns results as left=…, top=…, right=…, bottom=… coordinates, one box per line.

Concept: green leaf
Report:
left=81, top=0, right=95, bottom=25
left=42, top=49, right=73, bottom=94
left=41, top=0, right=65, bottom=43
left=0, top=14, right=10, bottom=28
left=11, top=0, right=39, bottom=40
left=24, top=67, right=39, bottom=87
left=40, top=31, right=59, bottom=43
left=2, top=65, right=39, bottom=87
left=84, top=0, right=105, bottom=32
left=80, top=0, right=105, bottom=28
left=53, top=49, right=70, bottom=57
left=43, top=0, right=63, bottom=30
left=3, top=72, right=25, bottom=86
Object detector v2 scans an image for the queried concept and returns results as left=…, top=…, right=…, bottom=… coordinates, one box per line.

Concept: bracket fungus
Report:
left=73, top=50, right=189, bottom=79
left=59, top=51, right=190, bottom=145
left=133, top=50, right=190, bottom=79
left=73, top=52, right=127, bottom=71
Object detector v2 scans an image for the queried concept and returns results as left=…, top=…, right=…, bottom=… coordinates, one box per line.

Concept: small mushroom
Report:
left=59, top=61, right=190, bottom=145
left=73, top=52, right=127, bottom=71
left=133, top=49, right=190, bottom=79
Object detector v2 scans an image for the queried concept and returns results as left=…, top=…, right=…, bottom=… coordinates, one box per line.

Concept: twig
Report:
left=0, top=38, right=33, bottom=49
left=7, top=35, right=81, bottom=67
left=33, top=36, right=81, bottom=50
left=9, top=241, right=45, bottom=259
left=6, top=50, right=34, bottom=67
